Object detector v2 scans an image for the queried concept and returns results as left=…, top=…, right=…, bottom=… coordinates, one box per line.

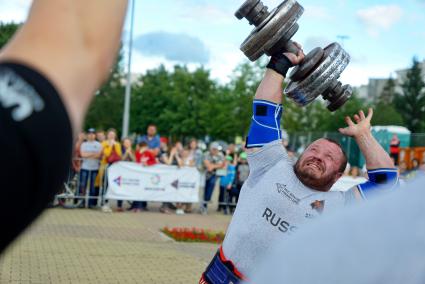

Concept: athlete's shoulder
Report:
left=246, top=139, right=285, bottom=155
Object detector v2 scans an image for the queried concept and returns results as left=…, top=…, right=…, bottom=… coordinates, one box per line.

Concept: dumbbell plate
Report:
left=289, top=47, right=324, bottom=82
left=235, top=0, right=260, bottom=19
left=285, top=42, right=350, bottom=106
left=327, top=85, right=352, bottom=112
left=262, top=4, right=303, bottom=56
left=240, top=0, right=304, bottom=61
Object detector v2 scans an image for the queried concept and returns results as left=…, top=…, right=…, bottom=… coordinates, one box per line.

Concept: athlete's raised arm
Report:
left=245, top=45, right=304, bottom=152
left=339, top=109, right=398, bottom=200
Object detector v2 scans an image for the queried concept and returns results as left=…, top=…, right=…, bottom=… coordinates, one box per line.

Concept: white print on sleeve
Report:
left=0, top=68, right=45, bottom=121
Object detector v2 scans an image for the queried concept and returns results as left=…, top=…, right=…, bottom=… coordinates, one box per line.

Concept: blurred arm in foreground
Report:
left=0, top=0, right=128, bottom=252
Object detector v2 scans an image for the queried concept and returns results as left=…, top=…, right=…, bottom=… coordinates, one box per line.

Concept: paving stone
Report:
left=0, top=208, right=231, bottom=283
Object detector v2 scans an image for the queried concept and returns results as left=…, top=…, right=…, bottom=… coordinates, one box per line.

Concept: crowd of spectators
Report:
left=71, top=127, right=424, bottom=214
left=71, top=124, right=250, bottom=215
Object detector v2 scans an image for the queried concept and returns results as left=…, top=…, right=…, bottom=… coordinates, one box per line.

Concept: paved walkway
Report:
left=0, top=206, right=232, bottom=283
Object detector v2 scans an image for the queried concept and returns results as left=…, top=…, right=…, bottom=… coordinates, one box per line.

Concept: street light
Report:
left=122, top=0, right=136, bottom=138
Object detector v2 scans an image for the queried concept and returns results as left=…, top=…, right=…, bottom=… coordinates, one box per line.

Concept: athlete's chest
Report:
left=261, top=182, right=339, bottom=216
left=244, top=175, right=344, bottom=235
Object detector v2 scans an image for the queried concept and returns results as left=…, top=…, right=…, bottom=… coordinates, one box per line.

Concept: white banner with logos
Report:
left=105, top=162, right=201, bottom=202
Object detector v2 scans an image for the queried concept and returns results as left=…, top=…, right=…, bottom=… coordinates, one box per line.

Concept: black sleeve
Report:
left=0, top=62, right=72, bottom=253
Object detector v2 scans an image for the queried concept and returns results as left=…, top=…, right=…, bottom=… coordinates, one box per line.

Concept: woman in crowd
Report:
left=116, top=137, right=136, bottom=212
left=189, top=139, right=205, bottom=213
left=166, top=141, right=183, bottom=166
left=99, top=128, right=122, bottom=213
left=178, top=146, right=196, bottom=214
left=181, top=147, right=195, bottom=167
left=121, top=137, right=136, bottom=162
left=161, top=141, right=184, bottom=214
left=188, top=138, right=204, bottom=169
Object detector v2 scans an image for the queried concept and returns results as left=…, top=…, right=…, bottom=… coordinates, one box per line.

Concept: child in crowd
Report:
left=158, top=137, right=169, bottom=164
left=228, top=152, right=249, bottom=213
left=136, top=141, right=157, bottom=166
left=131, top=142, right=156, bottom=212
left=220, top=155, right=237, bottom=215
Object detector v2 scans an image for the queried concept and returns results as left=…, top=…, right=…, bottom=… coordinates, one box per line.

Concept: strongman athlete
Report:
left=0, top=0, right=128, bottom=252
left=200, top=49, right=398, bottom=283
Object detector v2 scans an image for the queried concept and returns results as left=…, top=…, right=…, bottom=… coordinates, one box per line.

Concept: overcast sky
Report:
left=1, top=0, right=424, bottom=87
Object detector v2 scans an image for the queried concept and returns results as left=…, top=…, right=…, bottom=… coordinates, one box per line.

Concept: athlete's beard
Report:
left=294, top=160, right=336, bottom=192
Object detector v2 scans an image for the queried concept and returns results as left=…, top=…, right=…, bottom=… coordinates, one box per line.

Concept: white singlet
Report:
left=222, top=140, right=356, bottom=277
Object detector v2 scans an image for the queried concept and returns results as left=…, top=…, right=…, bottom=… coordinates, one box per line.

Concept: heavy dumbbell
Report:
left=285, top=43, right=352, bottom=112
left=235, top=0, right=352, bottom=112
left=235, top=0, right=303, bottom=61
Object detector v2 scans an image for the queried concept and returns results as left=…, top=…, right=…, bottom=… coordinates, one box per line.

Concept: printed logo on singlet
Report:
left=305, top=200, right=326, bottom=219
left=262, top=207, right=297, bottom=234
left=276, top=183, right=300, bottom=204
left=0, top=68, right=45, bottom=121
left=310, top=200, right=325, bottom=214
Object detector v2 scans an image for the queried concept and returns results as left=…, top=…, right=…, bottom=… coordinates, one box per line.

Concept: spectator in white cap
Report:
left=79, top=128, right=102, bottom=208
left=200, top=142, right=225, bottom=214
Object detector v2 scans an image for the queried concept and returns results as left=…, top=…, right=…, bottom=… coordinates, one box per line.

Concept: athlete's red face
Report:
left=294, top=139, right=344, bottom=191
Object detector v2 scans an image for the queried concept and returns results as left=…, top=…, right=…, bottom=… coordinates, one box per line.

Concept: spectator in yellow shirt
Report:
left=98, top=128, right=122, bottom=212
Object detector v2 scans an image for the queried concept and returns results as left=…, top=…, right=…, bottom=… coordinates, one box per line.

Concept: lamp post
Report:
left=122, top=0, right=136, bottom=138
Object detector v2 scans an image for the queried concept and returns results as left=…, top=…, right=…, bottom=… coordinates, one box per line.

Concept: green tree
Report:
left=0, top=22, right=20, bottom=49
left=372, top=76, right=404, bottom=126
left=378, top=77, right=396, bottom=104
left=372, top=102, right=404, bottom=126
left=227, top=59, right=265, bottom=137
left=130, top=65, right=222, bottom=140
left=394, top=57, right=425, bottom=132
left=318, top=93, right=367, bottom=130
left=84, top=49, right=126, bottom=133
left=282, top=91, right=368, bottom=133
left=130, top=65, right=169, bottom=135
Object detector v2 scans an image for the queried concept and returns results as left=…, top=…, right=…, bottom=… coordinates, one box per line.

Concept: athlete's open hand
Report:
left=338, top=108, right=373, bottom=138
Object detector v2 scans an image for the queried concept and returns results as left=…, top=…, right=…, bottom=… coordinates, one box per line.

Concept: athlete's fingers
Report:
left=338, top=127, right=350, bottom=136
left=359, top=110, right=366, bottom=120
left=354, top=114, right=361, bottom=123
left=345, top=116, right=355, bottom=126
left=367, top=108, right=373, bottom=120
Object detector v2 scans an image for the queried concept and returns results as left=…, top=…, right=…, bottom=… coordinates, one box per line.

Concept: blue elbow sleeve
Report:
left=246, top=100, right=283, bottom=148
left=358, top=168, right=399, bottom=200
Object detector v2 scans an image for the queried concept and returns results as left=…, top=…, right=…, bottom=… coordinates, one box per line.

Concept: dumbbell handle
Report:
left=283, top=40, right=301, bottom=55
